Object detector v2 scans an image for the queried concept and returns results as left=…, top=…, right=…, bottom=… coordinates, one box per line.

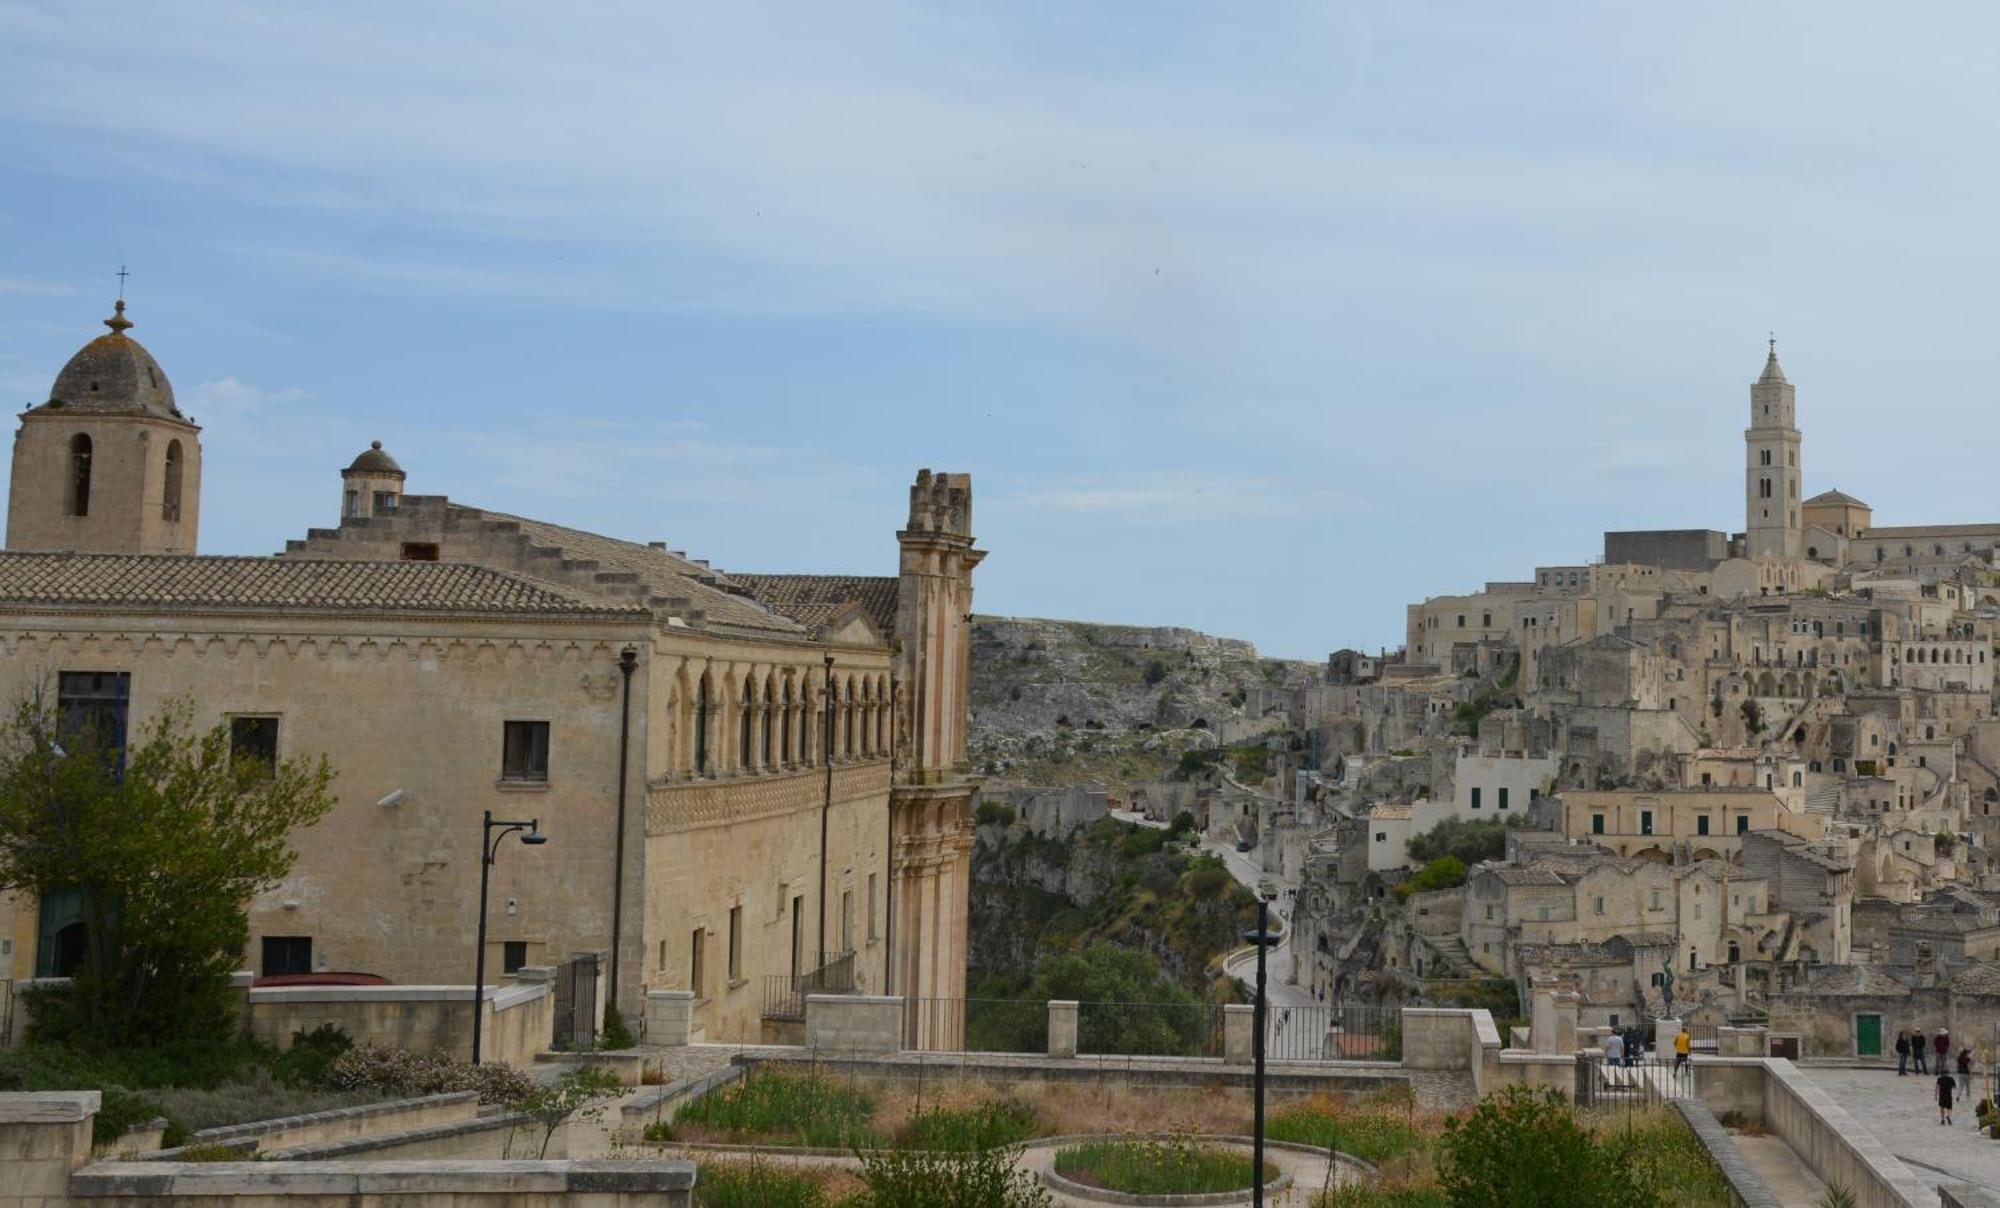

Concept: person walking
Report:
left=1914, top=1026, right=1930, bottom=1074
left=1674, top=1025, right=1692, bottom=1076
left=1896, top=1030, right=1911, bottom=1076
left=1939, top=1068, right=1957, bottom=1125
left=1957, top=1045, right=1973, bottom=1101
left=1604, top=1029, right=1624, bottom=1067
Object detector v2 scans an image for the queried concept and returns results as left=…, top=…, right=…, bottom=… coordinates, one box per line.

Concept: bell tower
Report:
left=1744, top=339, right=1800, bottom=561
left=6, top=300, right=202, bottom=555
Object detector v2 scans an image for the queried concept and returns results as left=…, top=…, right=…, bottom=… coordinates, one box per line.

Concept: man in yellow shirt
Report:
left=1674, top=1026, right=1692, bottom=1075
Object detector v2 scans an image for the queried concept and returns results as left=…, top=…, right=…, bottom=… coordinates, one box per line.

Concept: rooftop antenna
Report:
left=116, top=265, right=129, bottom=301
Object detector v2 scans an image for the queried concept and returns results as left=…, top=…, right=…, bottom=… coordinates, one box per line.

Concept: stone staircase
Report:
left=1806, top=782, right=1841, bottom=815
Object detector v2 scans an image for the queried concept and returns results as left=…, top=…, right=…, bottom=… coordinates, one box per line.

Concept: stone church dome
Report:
left=345, top=441, right=404, bottom=475
left=40, top=301, right=184, bottom=420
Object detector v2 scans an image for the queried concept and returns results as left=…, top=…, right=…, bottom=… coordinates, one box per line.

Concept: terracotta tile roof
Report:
left=0, top=551, right=648, bottom=619
left=457, top=507, right=806, bottom=638
left=731, top=574, right=899, bottom=637
left=1804, top=964, right=1911, bottom=996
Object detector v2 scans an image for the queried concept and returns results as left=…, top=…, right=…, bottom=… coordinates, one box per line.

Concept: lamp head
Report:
left=521, top=823, right=549, bottom=846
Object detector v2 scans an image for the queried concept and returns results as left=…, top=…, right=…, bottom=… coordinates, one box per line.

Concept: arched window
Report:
left=739, top=675, right=753, bottom=769
left=694, top=675, right=711, bottom=775
left=162, top=439, right=183, bottom=521
left=780, top=681, right=794, bottom=767
left=844, top=680, right=856, bottom=758
left=68, top=434, right=92, bottom=516
left=762, top=680, right=775, bottom=768
left=1727, top=942, right=1741, bottom=964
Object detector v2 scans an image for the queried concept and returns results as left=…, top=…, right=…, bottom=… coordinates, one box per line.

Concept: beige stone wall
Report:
left=0, top=615, right=650, bottom=1005
left=245, top=984, right=552, bottom=1070
left=190, top=1092, right=478, bottom=1154
left=642, top=759, right=893, bottom=1042
left=5, top=412, right=200, bottom=555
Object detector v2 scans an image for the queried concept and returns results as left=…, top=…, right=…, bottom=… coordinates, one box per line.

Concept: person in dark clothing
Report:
left=1958, top=1046, right=1974, bottom=1100
left=1936, top=1029, right=1952, bottom=1071
left=1939, top=1070, right=1957, bottom=1125
left=1914, top=1027, right=1930, bottom=1073
left=1626, top=1026, right=1641, bottom=1068
left=1896, top=1030, right=1911, bottom=1076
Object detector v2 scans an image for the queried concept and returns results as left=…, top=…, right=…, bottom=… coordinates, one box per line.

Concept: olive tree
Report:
left=0, top=694, right=335, bottom=1046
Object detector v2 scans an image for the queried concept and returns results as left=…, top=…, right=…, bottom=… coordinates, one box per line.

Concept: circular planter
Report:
left=1032, top=1133, right=1313, bottom=1206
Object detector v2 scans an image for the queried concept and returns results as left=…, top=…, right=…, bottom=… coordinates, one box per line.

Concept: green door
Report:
left=1856, top=1013, right=1883, bottom=1057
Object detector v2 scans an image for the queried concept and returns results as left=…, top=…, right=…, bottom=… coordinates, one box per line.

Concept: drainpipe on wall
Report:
left=820, top=653, right=835, bottom=969
left=608, top=646, right=639, bottom=1013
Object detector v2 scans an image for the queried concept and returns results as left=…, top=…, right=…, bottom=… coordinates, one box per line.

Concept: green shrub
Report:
left=91, top=1086, right=164, bottom=1148
left=1144, top=659, right=1169, bottom=686
left=974, top=800, right=1017, bottom=826
left=1169, top=810, right=1196, bottom=835
left=179, top=1141, right=248, bottom=1162
left=324, top=1045, right=533, bottom=1105
left=898, top=1099, right=1037, bottom=1152
left=694, top=1160, right=832, bottom=1207
left=1438, top=1086, right=1649, bottom=1208
left=600, top=1004, right=636, bottom=1050
left=1055, top=1136, right=1271, bottom=1196
left=1315, top=1187, right=1449, bottom=1207
left=1407, top=818, right=1508, bottom=866
left=1184, top=865, right=1234, bottom=898
left=851, top=1143, right=1051, bottom=1207
left=271, top=1024, right=352, bottom=1087
left=673, top=1070, right=878, bottom=1148
left=1394, top=856, right=1467, bottom=902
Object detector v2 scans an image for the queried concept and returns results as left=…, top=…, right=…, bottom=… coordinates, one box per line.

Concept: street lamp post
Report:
left=1243, top=878, right=1277, bottom=1208
left=473, top=810, right=547, bottom=1065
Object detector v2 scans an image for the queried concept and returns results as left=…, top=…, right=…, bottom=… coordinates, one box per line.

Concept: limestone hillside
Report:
left=969, top=615, right=1323, bottom=787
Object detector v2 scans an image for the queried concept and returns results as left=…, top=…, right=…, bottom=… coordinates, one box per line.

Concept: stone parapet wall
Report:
left=0, top=1091, right=96, bottom=1206
left=1671, top=1099, right=1785, bottom=1208
left=1759, top=1058, right=1929, bottom=1208
left=64, top=1160, right=692, bottom=1205
left=244, top=982, right=552, bottom=1070
left=804, top=994, right=904, bottom=1054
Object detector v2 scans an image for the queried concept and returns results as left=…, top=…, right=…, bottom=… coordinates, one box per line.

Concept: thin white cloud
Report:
left=186, top=376, right=310, bottom=420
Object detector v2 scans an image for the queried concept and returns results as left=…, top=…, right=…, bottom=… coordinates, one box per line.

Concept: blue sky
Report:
left=4, top=3, right=1998, bottom=658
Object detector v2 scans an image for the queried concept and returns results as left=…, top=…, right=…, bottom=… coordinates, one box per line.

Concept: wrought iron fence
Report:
left=903, top=997, right=1048, bottom=1053
left=1575, top=1053, right=1694, bottom=1111
left=760, top=950, right=857, bottom=1021
left=1263, top=1002, right=1399, bottom=1061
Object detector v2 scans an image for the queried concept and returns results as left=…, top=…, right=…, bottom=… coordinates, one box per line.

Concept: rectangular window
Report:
left=841, top=889, right=853, bottom=953
left=1640, top=810, right=1654, bottom=836
left=502, top=721, right=550, bottom=781
left=1594, top=896, right=1605, bottom=915
left=262, top=935, right=312, bottom=976
left=1498, top=788, right=1509, bottom=810
left=1737, top=815, right=1749, bottom=834
left=790, top=894, right=805, bottom=976
left=1591, top=813, right=1605, bottom=835
left=1650, top=890, right=1663, bottom=910
left=400, top=542, right=440, bottom=561
left=690, top=928, right=705, bottom=996
left=727, top=905, right=742, bottom=981
left=1697, top=815, right=1711, bottom=836
left=372, top=490, right=399, bottom=513
left=58, top=671, right=131, bottom=756
left=867, top=873, right=879, bottom=941
left=1471, top=787, right=1482, bottom=810
left=343, top=488, right=359, bottom=517
left=230, top=716, right=279, bottom=773
left=503, top=940, right=528, bottom=974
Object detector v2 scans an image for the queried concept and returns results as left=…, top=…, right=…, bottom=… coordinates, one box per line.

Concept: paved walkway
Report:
left=1732, top=1134, right=1827, bottom=1206
left=1794, top=1065, right=2000, bottom=1194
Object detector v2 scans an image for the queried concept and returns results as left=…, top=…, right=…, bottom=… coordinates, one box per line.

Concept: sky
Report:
left=3, top=3, right=1999, bottom=659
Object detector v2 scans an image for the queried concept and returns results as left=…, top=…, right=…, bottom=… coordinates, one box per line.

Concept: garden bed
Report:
left=1050, top=1136, right=1282, bottom=1202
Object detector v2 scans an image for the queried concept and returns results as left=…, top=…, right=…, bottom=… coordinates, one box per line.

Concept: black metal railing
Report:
left=1077, top=1000, right=1224, bottom=1058
left=760, top=950, right=857, bottom=1021
left=1264, top=1002, right=1400, bottom=1061
left=1576, top=1053, right=1694, bottom=1110
left=903, top=997, right=1048, bottom=1053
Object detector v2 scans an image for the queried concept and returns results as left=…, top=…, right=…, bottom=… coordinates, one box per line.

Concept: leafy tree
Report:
left=1394, top=856, right=1467, bottom=902
left=1740, top=699, right=1765, bottom=736
left=1143, top=658, right=1169, bottom=686
left=1438, top=1085, right=1650, bottom=1208
left=1000, top=944, right=1206, bottom=1057
left=1169, top=810, right=1197, bottom=836
left=1407, top=817, right=1508, bottom=866
left=0, top=695, right=335, bottom=1046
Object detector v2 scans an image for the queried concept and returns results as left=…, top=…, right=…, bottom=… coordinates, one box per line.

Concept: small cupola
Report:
left=341, top=440, right=406, bottom=520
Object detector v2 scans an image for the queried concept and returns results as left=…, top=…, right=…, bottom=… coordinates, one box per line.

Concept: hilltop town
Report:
left=988, top=343, right=2000, bottom=1062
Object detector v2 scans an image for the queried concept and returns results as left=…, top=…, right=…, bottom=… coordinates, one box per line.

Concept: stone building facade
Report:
left=0, top=302, right=984, bottom=1048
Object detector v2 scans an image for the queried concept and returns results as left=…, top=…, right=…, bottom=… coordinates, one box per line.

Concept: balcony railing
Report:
left=761, top=950, right=857, bottom=1021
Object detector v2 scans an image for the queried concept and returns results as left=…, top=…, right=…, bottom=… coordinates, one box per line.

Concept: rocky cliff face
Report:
left=969, top=615, right=1321, bottom=786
